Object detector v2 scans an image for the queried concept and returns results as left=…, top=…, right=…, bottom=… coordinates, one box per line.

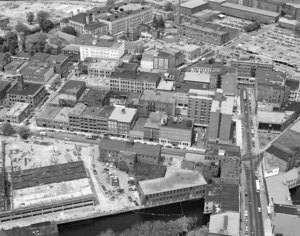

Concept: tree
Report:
left=62, top=26, right=77, bottom=36
left=36, top=11, right=50, bottom=31
left=26, top=12, right=35, bottom=25
left=41, top=19, right=54, bottom=33
left=152, top=15, right=158, bottom=29
left=97, top=229, right=115, bottom=236
left=5, top=32, right=18, bottom=55
left=164, top=2, right=173, bottom=11
left=15, top=22, right=30, bottom=35
left=18, top=126, right=30, bottom=139
left=36, top=34, right=47, bottom=52
left=296, top=22, right=300, bottom=35
left=157, top=17, right=165, bottom=29
left=2, top=122, right=14, bottom=136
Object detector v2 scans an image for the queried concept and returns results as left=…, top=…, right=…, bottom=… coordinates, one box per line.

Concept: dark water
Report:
left=290, top=186, right=300, bottom=205
left=58, top=199, right=209, bottom=236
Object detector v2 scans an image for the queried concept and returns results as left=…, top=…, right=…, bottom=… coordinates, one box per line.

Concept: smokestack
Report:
left=17, top=74, right=25, bottom=90
left=177, top=0, right=181, bottom=25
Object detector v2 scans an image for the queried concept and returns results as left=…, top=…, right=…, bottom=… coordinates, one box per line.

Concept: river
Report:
left=58, top=199, right=209, bottom=236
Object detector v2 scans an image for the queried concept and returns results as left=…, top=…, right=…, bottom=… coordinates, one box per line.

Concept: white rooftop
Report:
left=157, top=80, right=174, bottom=91
left=189, top=89, right=215, bottom=97
left=6, top=102, right=30, bottom=117
left=181, top=0, right=208, bottom=9
left=13, top=178, right=93, bottom=209
left=108, top=106, right=137, bottom=123
left=221, top=98, right=234, bottom=115
left=139, top=168, right=206, bottom=196
left=211, top=100, right=220, bottom=112
left=184, top=72, right=210, bottom=83
left=258, top=111, right=292, bottom=125
left=209, top=211, right=240, bottom=236
left=88, top=59, right=119, bottom=70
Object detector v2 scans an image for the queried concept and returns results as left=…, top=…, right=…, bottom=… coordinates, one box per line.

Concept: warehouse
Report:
left=180, top=0, right=209, bottom=16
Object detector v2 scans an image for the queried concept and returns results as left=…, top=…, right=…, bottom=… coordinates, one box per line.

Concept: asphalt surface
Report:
left=240, top=87, right=264, bottom=236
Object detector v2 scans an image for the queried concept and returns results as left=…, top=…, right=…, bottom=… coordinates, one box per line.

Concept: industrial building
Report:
left=6, top=75, right=46, bottom=109
left=138, top=168, right=206, bottom=206
left=57, top=80, right=86, bottom=107
left=159, top=117, right=194, bottom=147
left=19, top=61, right=55, bottom=84
left=87, top=59, right=119, bottom=78
left=0, top=161, right=95, bottom=223
left=180, top=0, right=209, bottom=16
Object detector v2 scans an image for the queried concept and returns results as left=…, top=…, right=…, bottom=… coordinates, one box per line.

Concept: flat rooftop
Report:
left=13, top=178, right=93, bottom=209
left=37, top=106, right=62, bottom=121
left=258, top=111, right=291, bottom=125
left=20, top=62, right=52, bottom=77
left=88, top=59, right=118, bottom=70
left=139, top=168, right=206, bottom=196
left=110, top=70, right=160, bottom=83
left=53, top=107, right=72, bottom=123
left=59, top=80, right=85, bottom=95
left=221, top=2, right=280, bottom=17
left=108, top=106, right=137, bottom=123
left=6, top=102, right=30, bottom=116
left=189, top=89, right=215, bottom=97
left=209, top=212, right=240, bottom=236
left=181, top=0, right=208, bottom=8
left=184, top=72, right=210, bottom=83
left=83, top=105, right=114, bottom=119
left=162, top=117, right=193, bottom=130
left=79, top=88, right=109, bottom=103
left=11, top=161, right=87, bottom=190
left=140, top=90, right=176, bottom=103
left=221, top=98, right=234, bottom=115
left=144, top=111, right=167, bottom=129
left=4, top=60, right=25, bottom=71
left=211, top=100, right=220, bottom=112
left=8, top=82, right=43, bottom=96
left=180, top=22, right=228, bottom=36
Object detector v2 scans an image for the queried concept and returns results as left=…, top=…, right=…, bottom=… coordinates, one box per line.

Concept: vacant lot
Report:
left=0, top=1, right=97, bottom=27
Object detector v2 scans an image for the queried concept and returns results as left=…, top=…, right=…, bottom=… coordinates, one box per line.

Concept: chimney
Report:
left=86, top=14, right=90, bottom=25
left=177, top=0, right=181, bottom=25
left=17, top=74, right=25, bottom=90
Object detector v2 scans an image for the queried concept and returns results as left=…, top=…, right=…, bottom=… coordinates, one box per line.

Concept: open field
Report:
left=0, top=1, right=97, bottom=27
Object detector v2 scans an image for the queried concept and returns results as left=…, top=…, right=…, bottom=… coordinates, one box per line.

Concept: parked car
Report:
left=133, top=200, right=139, bottom=206
left=128, top=196, right=133, bottom=202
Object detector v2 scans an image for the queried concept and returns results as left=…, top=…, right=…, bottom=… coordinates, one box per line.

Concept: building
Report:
left=183, top=72, right=210, bottom=90
left=204, top=184, right=239, bottom=214
left=209, top=211, right=240, bottom=236
left=217, top=2, right=280, bottom=24
left=69, top=103, right=114, bottom=134
left=138, top=168, right=206, bottom=206
left=187, top=89, right=216, bottom=127
left=5, top=102, right=30, bottom=124
left=80, top=39, right=125, bottom=61
left=0, top=161, right=95, bottom=223
left=97, top=3, right=153, bottom=36
left=180, top=0, right=209, bottom=16
left=286, top=79, right=300, bottom=102
left=159, top=117, right=194, bottom=147
left=144, top=111, right=167, bottom=141
left=65, top=12, right=108, bottom=35
left=138, top=90, right=176, bottom=118
left=278, top=17, right=298, bottom=30
left=220, top=161, right=240, bottom=184
left=52, top=107, right=72, bottom=130
left=4, top=60, right=26, bottom=75
left=257, top=111, right=297, bottom=132
left=169, top=43, right=206, bottom=61
left=256, top=0, right=286, bottom=13
left=0, top=53, right=11, bottom=71
left=87, top=59, right=119, bottom=78
left=61, top=44, right=81, bottom=62
left=58, top=80, right=86, bottom=107
left=221, top=67, right=238, bottom=96
left=153, top=49, right=185, bottom=70
left=230, top=58, right=273, bottom=80
left=109, top=70, right=160, bottom=93
left=208, top=100, right=221, bottom=142
left=219, top=98, right=234, bottom=144
left=99, top=139, right=161, bottom=165
left=36, top=106, right=62, bottom=128
left=0, top=80, right=11, bottom=99
left=45, top=55, right=69, bottom=76
left=6, top=75, right=46, bottom=109
left=265, top=129, right=300, bottom=172
left=108, top=106, right=137, bottom=136
left=178, top=22, right=239, bottom=46
left=78, top=88, right=110, bottom=107
left=19, top=62, right=55, bottom=84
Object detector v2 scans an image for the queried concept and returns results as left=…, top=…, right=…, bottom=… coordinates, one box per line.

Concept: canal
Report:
left=58, top=199, right=209, bottom=236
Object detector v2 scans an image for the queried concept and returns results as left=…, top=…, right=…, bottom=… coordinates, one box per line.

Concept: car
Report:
left=251, top=232, right=255, bottom=235
left=133, top=200, right=139, bottom=206
left=245, top=210, right=248, bottom=217
left=128, top=196, right=133, bottom=202
left=93, top=169, right=97, bottom=175
left=64, top=137, right=71, bottom=141
left=249, top=201, right=252, bottom=205
left=245, top=226, right=248, bottom=232
left=258, top=207, right=261, bottom=212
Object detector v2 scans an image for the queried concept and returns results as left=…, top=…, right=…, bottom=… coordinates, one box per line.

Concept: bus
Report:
left=243, top=90, right=247, bottom=100
left=256, top=179, right=260, bottom=192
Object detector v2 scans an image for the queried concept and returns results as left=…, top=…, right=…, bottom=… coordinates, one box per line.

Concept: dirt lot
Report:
left=0, top=1, right=97, bottom=27
left=4, top=136, right=96, bottom=171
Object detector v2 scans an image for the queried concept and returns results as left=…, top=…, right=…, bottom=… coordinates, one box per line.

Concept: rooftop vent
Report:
left=121, top=108, right=126, bottom=114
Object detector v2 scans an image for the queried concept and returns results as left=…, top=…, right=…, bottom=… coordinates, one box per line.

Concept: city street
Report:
left=240, top=87, right=264, bottom=236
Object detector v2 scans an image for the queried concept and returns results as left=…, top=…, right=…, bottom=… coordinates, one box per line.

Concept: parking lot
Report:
left=92, top=158, right=141, bottom=208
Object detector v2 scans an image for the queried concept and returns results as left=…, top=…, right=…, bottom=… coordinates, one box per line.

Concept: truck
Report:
left=256, top=179, right=260, bottom=192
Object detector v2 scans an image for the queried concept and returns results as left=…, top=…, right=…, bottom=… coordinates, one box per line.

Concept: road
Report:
left=240, top=87, right=264, bottom=236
